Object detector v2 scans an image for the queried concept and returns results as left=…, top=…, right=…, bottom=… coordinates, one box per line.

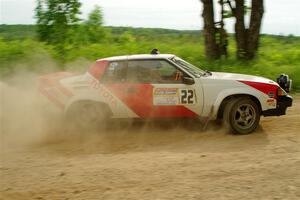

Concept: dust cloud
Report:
left=0, top=71, right=113, bottom=149
left=0, top=57, right=98, bottom=148
left=0, top=72, right=63, bottom=148
left=0, top=71, right=221, bottom=150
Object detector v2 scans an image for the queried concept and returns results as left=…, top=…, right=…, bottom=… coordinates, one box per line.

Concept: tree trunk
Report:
left=233, top=0, right=264, bottom=60
left=247, top=0, right=264, bottom=59
left=234, top=0, right=247, bottom=59
left=201, top=0, right=220, bottom=59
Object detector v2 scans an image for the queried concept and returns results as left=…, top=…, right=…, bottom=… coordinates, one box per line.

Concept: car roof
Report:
left=97, top=54, right=175, bottom=62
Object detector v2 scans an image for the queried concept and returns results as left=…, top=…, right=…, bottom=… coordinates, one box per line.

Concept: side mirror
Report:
left=182, top=76, right=195, bottom=85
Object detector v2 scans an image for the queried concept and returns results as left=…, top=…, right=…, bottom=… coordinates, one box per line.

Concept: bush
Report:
left=0, top=29, right=299, bottom=91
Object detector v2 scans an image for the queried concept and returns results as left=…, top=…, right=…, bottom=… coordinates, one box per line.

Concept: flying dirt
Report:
left=0, top=74, right=300, bottom=200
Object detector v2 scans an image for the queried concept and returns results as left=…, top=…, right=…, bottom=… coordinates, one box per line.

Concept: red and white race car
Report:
left=39, top=52, right=293, bottom=134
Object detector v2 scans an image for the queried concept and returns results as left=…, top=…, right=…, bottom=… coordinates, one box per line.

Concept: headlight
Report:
left=277, top=87, right=287, bottom=96
left=276, top=74, right=292, bottom=93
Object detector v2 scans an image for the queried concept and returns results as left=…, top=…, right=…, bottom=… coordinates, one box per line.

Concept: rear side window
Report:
left=102, top=61, right=127, bottom=83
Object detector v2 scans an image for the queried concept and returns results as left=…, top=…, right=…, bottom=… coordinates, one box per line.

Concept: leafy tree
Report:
left=86, top=5, right=103, bottom=26
left=85, top=5, right=107, bottom=43
left=35, top=0, right=81, bottom=45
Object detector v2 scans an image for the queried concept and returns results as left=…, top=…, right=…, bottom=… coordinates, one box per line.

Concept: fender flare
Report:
left=211, top=87, right=267, bottom=119
left=64, top=94, right=109, bottom=114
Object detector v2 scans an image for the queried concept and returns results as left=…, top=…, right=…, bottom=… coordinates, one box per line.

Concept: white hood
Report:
left=207, top=72, right=278, bottom=85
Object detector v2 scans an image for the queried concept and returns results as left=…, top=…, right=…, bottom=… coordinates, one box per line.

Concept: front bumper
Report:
left=263, top=95, right=293, bottom=116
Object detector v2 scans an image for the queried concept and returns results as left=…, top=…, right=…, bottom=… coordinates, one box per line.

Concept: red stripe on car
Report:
left=239, top=81, right=278, bottom=99
left=88, top=60, right=108, bottom=80
left=39, top=72, right=75, bottom=97
left=40, top=89, right=65, bottom=109
left=38, top=72, right=75, bottom=108
left=106, top=84, right=198, bottom=118
left=56, top=84, right=73, bottom=97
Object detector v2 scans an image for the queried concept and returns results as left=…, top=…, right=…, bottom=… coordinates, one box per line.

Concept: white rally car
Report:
left=39, top=52, right=293, bottom=134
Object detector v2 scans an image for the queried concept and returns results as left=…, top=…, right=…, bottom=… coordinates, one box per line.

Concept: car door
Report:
left=106, top=59, right=202, bottom=118
left=148, top=59, right=202, bottom=118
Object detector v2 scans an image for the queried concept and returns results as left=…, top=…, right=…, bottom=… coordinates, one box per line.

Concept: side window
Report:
left=158, top=61, right=183, bottom=82
left=102, top=61, right=127, bottom=83
left=127, top=60, right=183, bottom=83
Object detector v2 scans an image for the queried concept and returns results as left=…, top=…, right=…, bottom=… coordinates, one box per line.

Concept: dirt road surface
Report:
left=1, top=91, right=299, bottom=199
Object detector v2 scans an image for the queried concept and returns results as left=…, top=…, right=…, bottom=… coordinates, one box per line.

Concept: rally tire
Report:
left=65, top=101, right=110, bottom=132
left=223, top=97, right=260, bottom=135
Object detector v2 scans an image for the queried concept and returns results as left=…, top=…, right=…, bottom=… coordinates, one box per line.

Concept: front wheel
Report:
left=223, top=97, right=260, bottom=134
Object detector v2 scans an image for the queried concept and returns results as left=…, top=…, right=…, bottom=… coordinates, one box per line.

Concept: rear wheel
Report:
left=223, top=97, right=260, bottom=134
left=66, top=101, right=110, bottom=131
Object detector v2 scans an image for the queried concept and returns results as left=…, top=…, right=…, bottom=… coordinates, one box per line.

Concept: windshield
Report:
left=170, top=57, right=205, bottom=77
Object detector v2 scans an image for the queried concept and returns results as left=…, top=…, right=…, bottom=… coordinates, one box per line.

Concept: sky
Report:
left=0, top=0, right=300, bottom=35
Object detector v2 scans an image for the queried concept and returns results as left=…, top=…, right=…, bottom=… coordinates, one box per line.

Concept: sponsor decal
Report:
left=266, top=98, right=276, bottom=107
left=153, top=88, right=179, bottom=105
left=153, top=88, right=196, bottom=105
left=268, top=91, right=275, bottom=98
left=154, top=88, right=178, bottom=96
left=89, top=79, right=117, bottom=107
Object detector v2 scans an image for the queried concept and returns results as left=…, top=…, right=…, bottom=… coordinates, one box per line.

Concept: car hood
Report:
left=206, top=72, right=278, bottom=85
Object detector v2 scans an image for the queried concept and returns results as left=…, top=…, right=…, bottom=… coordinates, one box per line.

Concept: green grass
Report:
left=0, top=25, right=299, bottom=91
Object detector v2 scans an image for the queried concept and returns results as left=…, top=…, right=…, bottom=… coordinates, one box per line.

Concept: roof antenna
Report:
left=150, top=48, right=160, bottom=55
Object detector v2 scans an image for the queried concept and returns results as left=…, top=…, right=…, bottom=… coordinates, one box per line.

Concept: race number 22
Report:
left=180, top=89, right=195, bottom=104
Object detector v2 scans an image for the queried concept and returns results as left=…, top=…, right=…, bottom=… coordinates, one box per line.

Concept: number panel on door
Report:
left=180, top=89, right=196, bottom=105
